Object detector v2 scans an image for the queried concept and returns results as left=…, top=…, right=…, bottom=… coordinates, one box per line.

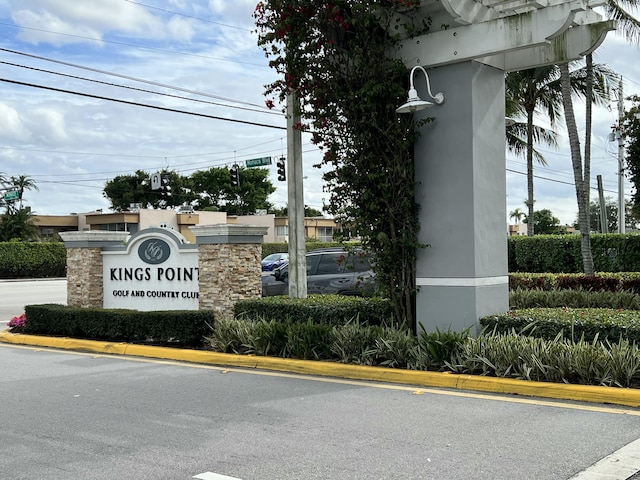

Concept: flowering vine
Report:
left=255, top=0, right=431, bottom=330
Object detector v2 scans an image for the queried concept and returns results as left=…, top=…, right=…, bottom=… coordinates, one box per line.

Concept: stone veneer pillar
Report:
left=59, top=231, right=130, bottom=308
left=190, top=224, right=269, bottom=318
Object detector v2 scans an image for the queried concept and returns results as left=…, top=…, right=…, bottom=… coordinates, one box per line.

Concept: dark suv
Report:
left=261, top=248, right=376, bottom=297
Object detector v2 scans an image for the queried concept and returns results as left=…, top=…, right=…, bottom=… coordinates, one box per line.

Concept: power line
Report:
left=0, top=48, right=270, bottom=110
left=11, top=144, right=321, bottom=184
left=506, top=168, right=631, bottom=197
left=1, top=60, right=280, bottom=116
left=0, top=22, right=266, bottom=68
left=122, top=0, right=251, bottom=31
left=0, top=77, right=286, bottom=130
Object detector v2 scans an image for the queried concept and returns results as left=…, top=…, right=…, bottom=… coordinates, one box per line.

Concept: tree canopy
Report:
left=523, top=209, right=567, bottom=235
left=624, top=95, right=640, bottom=218
left=574, top=197, right=640, bottom=233
left=0, top=173, right=39, bottom=241
left=103, top=167, right=275, bottom=215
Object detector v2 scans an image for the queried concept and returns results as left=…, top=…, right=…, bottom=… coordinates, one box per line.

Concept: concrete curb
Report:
left=2, top=331, right=640, bottom=408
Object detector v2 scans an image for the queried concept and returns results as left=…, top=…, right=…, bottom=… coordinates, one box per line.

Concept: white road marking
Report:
left=568, top=438, right=640, bottom=479
left=193, top=472, right=242, bottom=480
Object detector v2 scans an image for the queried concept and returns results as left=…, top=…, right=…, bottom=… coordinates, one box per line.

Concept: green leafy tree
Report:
left=623, top=95, right=640, bottom=218
left=255, top=0, right=423, bottom=329
left=575, top=198, right=640, bottom=232
left=103, top=170, right=162, bottom=211
left=270, top=205, right=324, bottom=217
left=0, top=208, right=38, bottom=241
left=190, top=168, right=231, bottom=210
left=190, top=167, right=275, bottom=215
left=523, top=209, right=566, bottom=235
left=103, top=170, right=197, bottom=211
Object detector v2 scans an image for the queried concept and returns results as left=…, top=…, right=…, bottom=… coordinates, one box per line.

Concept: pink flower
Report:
left=8, top=313, right=26, bottom=332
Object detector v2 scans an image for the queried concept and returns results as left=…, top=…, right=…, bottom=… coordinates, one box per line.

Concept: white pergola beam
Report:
left=399, top=2, right=601, bottom=68
left=491, top=20, right=615, bottom=71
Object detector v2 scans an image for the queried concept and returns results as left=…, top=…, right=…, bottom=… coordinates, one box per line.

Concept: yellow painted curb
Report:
left=2, top=331, right=640, bottom=408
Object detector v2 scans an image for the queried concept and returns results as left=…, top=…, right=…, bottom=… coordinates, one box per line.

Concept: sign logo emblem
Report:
left=138, top=239, right=170, bottom=264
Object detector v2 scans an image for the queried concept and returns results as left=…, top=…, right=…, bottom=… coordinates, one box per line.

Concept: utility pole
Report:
left=286, top=91, right=307, bottom=298
left=618, top=77, right=626, bottom=234
left=597, top=175, right=608, bottom=233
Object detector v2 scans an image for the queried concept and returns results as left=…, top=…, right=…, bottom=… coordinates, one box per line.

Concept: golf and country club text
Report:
left=108, top=266, right=199, bottom=299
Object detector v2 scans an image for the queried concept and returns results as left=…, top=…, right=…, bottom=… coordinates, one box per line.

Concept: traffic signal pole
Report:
left=286, top=91, right=307, bottom=298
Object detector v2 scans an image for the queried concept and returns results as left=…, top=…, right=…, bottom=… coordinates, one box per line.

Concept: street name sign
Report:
left=245, top=156, right=272, bottom=167
left=3, top=190, right=19, bottom=201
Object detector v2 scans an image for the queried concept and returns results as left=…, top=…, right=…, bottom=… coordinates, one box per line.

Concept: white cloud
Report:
left=10, top=0, right=197, bottom=46
left=0, top=103, right=31, bottom=141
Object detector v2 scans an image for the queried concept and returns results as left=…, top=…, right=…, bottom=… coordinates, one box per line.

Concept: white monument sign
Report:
left=102, top=228, right=199, bottom=311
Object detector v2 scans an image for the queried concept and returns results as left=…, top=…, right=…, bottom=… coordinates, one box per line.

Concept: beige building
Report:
left=33, top=209, right=340, bottom=244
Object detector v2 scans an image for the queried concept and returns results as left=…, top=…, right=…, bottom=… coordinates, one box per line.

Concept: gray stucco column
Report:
left=414, top=61, right=508, bottom=333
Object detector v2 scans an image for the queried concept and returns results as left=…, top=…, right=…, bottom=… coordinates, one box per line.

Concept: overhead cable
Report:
left=0, top=77, right=286, bottom=130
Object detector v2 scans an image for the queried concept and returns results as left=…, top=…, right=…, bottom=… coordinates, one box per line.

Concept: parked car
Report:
left=261, top=253, right=289, bottom=271
left=261, top=248, right=376, bottom=297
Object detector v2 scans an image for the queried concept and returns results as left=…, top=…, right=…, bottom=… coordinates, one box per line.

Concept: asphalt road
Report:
left=0, top=278, right=66, bottom=325
left=2, top=343, right=640, bottom=480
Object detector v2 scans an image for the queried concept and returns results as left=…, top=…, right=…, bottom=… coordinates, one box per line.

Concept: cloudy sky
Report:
left=0, top=1, right=639, bottom=226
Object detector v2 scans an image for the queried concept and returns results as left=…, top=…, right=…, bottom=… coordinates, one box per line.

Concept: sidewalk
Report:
left=2, top=331, right=640, bottom=409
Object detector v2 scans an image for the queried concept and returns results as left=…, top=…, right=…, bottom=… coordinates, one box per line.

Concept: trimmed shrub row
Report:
left=480, top=308, right=640, bottom=344
left=24, top=304, right=213, bottom=346
left=508, top=234, right=640, bottom=273
left=509, top=272, right=640, bottom=293
left=0, top=242, right=66, bottom=278
left=234, top=294, right=394, bottom=327
left=510, top=288, right=640, bottom=310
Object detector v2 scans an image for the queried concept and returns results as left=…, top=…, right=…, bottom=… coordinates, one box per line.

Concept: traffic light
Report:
left=160, top=174, right=171, bottom=199
left=276, top=156, right=286, bottom=181
left=230, top=164, right=240, bottom=187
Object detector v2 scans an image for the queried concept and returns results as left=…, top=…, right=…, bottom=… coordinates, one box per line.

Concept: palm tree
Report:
left=560, top=0, right=639, bottom=275
left=506, top=67, right=563, bottom=236
left=0, top=208, right=38, bottom=241
left=509, top=208, right=525, bottom=224
left=560, top=62, right=595, bottom=274
left=10, top=175, right=39, bottom=210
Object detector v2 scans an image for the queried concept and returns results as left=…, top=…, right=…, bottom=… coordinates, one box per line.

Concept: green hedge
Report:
left=261, top=241, right=358, bottom=257
left=510, top=288, right=640, bottom=310
left=234, top=294, right=394, bottom=326
left=509, top=272, right=640, bottom=293
left=6, top=235, right=640, bottom=279
left=0, top=242, right=66, bottom=278
left=480, top=308, right=640, bottom=344
left=508, top=234, right=640, bottom=273
left=24, top=304, right=213, bottom=346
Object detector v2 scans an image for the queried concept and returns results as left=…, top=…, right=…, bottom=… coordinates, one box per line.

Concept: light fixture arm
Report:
left=409, top=66, right=445, bottom=105
left=396, top=65, right=445, bottom=114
